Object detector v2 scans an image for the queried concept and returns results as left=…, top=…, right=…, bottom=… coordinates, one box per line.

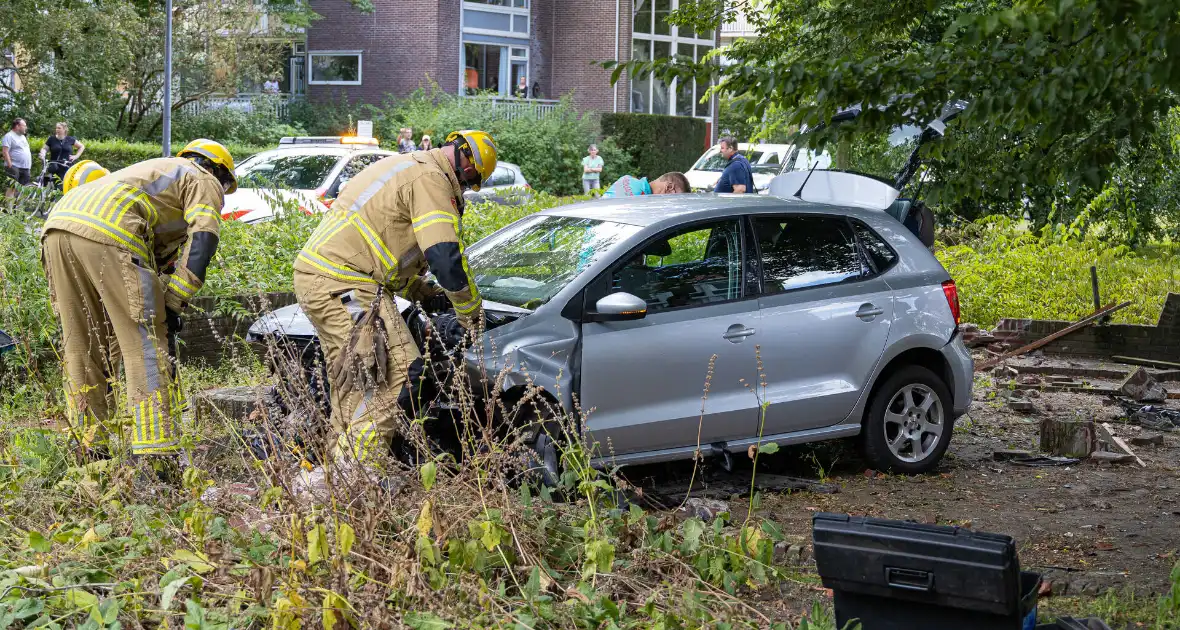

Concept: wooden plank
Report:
left=1011, top=383, right=1180, bottom=399
left=1099, top=422, right=1147, bottom=467
left=975, top=301, right=1132, bottom=372
left=1112, top=356, right=1180, bottom=370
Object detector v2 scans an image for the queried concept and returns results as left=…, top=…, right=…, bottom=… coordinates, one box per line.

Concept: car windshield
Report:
left=692, top=148, right=769, bottom=172
left=235, top=152, right=341, bottom=189
left=466, top=215, right=641, bottom=309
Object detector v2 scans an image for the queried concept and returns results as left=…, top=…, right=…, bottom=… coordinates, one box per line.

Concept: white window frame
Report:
left=631, top=0, right=716, bottom=120
left=307, top=51, right=362, bottom=86
left=462, top=1, right=530, bottom=39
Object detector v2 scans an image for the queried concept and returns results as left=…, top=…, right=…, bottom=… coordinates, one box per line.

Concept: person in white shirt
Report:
left=2, top=118, right=32, bottom=198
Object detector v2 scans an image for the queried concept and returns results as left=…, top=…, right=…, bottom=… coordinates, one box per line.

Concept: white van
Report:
left=685, top=143, right=832, bottom=192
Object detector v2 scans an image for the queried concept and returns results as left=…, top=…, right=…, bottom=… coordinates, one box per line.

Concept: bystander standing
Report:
left=581, top=145, right=604, bottom=194
left=2, top=118, right=31, bottom=198
left=420, top=134, right=433, bottom=151
left=398, top=127, right=416, bottom=153
left=39, top=122, right=85, bottom=188
left=713, top=136, right=755, bottom=193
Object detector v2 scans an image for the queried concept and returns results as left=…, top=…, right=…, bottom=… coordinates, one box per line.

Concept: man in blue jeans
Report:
left=713, top=135, right=755, bottom=193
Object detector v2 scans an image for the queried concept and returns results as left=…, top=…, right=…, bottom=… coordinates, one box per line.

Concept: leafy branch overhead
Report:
left=609, top=0, right=1180, bottom=233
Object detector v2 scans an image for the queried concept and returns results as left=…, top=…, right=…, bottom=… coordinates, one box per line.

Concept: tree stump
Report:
left=1039, top=416, right=1096, bottom=458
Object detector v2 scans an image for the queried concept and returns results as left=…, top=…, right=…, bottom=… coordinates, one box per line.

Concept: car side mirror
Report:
left=588, top=292, right=647, bottom=322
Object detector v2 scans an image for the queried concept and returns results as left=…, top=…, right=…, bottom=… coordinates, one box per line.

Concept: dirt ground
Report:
left=628, top=354, right=1180, bottom=602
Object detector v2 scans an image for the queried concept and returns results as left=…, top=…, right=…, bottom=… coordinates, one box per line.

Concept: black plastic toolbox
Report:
left=812, top=512, right=1040, bottom=630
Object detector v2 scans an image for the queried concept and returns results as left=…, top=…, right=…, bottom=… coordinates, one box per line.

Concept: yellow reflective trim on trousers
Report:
left=296, top=251, right=377, bottom=284
left=348, top=215, right=398, bottom=273
left=50, top=213, right=151, bottom=260
left=412, top=210, right=458, bottom=232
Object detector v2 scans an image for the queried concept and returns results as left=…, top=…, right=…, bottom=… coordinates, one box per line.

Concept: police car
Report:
left=221, top=136, right=395, bottom=224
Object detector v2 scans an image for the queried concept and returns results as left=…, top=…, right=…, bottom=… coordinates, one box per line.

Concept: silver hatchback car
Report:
left=251, top=193, right=972, bottom=474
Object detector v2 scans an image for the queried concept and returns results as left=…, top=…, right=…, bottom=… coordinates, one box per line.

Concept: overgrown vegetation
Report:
left=295, top=86, right=636, bottom=196
left=601, top=113, right=707, bottom=178
left=23, top=139, right=269, bottom=173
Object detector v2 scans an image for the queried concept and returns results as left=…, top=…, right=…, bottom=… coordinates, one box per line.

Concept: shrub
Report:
left=25, top=138, right=269, bottom=172
left=601, top=112, right=707, bottom=178
left=170, top=98, right=307, bottom=147
left=287, top=96, right=385, bottom=138
left=387, top=86, right=635, bottom=196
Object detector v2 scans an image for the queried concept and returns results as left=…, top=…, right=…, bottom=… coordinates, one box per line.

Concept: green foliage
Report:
left=202, top=211, right=318, bottom=297
left=936, top=217, right=1180, bottom=326
left=629, top=0, right=1180, bottom=242
left=24, top=139, right=268, bottom=173
left=287, top=96, right=382, bottom=138
left=601, top=112, right=707, bottom=178
left=171, top=100, right=307, bottom=147
left=0, top=0, right=313, bottom=140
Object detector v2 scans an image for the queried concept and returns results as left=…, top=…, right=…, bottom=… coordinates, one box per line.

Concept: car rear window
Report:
left=753, top=216, right=864, bottom=293
left=852, top=221, right=898, bottom=273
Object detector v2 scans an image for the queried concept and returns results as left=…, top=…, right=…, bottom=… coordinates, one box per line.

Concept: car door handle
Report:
left=856, top=304, right=884, bottom=320
left=723, top=325, right=757, bottom=342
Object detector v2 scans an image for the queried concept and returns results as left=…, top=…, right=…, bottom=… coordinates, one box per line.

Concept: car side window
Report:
left=753, top=216, right=863, bottom=294
left=487, top=166, right=516, bottom=187
left=610, top=220, right=743, bottom=312
left=852, top=221, right=898, bottom=273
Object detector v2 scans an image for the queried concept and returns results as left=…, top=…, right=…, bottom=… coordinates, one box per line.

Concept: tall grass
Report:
left=937, top=217, right=1180, bottom=326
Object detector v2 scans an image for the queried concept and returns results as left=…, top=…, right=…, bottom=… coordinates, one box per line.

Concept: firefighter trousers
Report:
left=293, top=270, right=425, bottom=464
left=42, top=230, right=181, bottom=455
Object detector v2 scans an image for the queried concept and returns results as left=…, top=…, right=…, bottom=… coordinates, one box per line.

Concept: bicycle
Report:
left=10, top=158, right=68, bottom=221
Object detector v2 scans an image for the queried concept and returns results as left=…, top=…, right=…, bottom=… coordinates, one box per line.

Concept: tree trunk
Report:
left=1039, top=416, right=1096, bottom=458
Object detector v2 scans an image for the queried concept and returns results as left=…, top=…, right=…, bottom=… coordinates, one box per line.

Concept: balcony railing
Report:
left=479, top=96, right=561, bottom=121
left=179, top=93, right=292, bottom=119
left=721, top=13, right=757, bottom=38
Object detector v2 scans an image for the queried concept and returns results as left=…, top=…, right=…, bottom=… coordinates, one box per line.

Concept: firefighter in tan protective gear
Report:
left=293, top=130, right=496, bottom=477
left=41, top=139, right=237, bottom=470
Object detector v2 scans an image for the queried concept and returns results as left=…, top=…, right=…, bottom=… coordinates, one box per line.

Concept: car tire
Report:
left=861, top=365, right=954, bottom=474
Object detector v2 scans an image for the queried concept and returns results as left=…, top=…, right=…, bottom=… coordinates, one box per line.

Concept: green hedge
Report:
left=25, top=138, right=270, bottom=172
left=601, top=113, right=707, bottom=179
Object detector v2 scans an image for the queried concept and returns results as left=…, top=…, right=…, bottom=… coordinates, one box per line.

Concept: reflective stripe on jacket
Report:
left=44, top=157, right=224, bottom=311
left=293, top=150, right=483, bottom=326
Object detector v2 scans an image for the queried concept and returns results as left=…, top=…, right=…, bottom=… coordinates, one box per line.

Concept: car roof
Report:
left=538, top=193, right=886, bottom=228
left=240, top=147, right=395, bottom=166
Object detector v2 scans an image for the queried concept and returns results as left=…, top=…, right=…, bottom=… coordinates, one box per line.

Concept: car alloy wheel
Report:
left=861, top=365, right=954, bottom=474
left=882, top=383, right=944, bottom=463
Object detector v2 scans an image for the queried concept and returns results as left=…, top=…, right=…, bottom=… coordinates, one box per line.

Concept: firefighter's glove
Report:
left=433, top=312, right=467, bottom=350
left=165, top=308, right=184, bottom=335
left=422, top=292, right=452, bottom=314
left=330, top=301, right=390, bottom=398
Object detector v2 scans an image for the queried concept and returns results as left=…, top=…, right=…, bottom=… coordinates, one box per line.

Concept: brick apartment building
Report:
left=302, top=0, right=720, bottom=140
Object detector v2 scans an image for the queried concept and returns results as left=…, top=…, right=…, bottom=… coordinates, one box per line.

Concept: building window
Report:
left=464, top=43, right=528, bottom=97
left=308, top=52, right=361, bottom=85
left=631, top=0, right=715, bottom=119
left=462, top=1, right=529, bottom=38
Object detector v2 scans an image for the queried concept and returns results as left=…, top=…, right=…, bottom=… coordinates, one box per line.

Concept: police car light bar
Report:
left=280, top=136, right=380, bottom=146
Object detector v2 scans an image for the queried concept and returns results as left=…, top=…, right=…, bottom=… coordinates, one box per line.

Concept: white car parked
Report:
left=223, top=136, right=394, bottom=224
left=685, top=142, right=833, bottom=193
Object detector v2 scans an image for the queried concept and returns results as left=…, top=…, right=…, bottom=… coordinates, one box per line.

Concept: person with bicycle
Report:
left=39, top=122, right=85, bottom=189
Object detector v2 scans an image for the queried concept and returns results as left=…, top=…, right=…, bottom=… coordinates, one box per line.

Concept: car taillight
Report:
left=222, top=210, right=252, bottom=221
left=322, top=198, right=334, bottom=208
left=942, top=280, right=961, bottom=326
